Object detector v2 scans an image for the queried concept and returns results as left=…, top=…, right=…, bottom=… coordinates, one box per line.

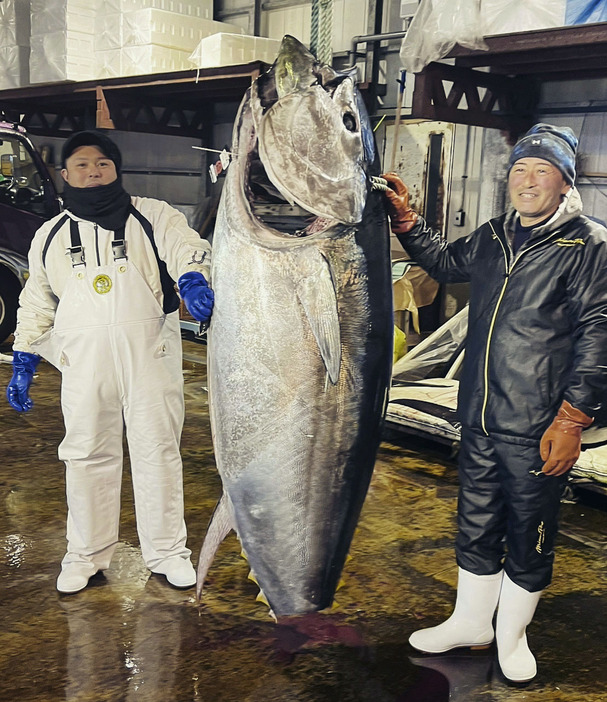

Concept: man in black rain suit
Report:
left=382, top=123, right=607, bottom=682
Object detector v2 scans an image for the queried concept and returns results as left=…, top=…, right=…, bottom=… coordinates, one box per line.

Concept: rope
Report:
left=310, top=0, right=333, bottom=65
left=310, top=0, right=320, bottom=57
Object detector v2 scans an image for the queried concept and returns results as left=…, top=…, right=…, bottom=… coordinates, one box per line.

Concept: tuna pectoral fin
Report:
left=297, top=254, right=341, bottom=384
left=196, top=492, right=234, bottom=601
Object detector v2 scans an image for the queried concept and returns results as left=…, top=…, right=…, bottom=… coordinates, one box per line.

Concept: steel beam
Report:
left=412, top=62, right=538, bottom=138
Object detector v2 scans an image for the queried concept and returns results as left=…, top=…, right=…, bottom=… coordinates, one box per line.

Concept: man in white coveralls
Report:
left=6, top=130, right=214, bottom=594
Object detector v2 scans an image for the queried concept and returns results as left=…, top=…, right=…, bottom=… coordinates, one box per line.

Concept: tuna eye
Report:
left=343, top=112, right=357, bottom=132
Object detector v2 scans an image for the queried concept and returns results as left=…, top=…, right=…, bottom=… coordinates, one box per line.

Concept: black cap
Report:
left=61, top=130, right=122, bottom=174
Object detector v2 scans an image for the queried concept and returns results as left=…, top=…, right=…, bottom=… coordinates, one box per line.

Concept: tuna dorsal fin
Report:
left=296, top=251, right=341, bottom=385
left=196, top=492, right=234, bottom=601
left=274, top=35, right=317, bottom=98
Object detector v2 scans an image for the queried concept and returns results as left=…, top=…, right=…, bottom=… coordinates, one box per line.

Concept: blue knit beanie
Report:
left=508, top=123, right=578, bottom=184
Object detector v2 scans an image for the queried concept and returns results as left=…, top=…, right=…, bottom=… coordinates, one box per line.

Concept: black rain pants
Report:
left=455, top=427, right=568, bottom=592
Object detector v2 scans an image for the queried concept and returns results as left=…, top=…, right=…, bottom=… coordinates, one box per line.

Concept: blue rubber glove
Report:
left=7, top=351, right=40, bottom=412
left=178, top=271, right=214, bottom=323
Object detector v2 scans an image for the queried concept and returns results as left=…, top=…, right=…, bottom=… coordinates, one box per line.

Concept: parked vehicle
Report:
left=386, top=305, right=607, bottom=492
left=0, top=121, right=61, bottom=344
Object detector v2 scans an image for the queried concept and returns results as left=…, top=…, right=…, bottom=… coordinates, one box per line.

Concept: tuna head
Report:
left=249, top=35, right=375, bottom=225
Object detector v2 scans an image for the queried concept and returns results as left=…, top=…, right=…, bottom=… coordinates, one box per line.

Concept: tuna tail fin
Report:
left=196, top=492, right=235, bottom=601
left=296, top=250, right=341, bottom=384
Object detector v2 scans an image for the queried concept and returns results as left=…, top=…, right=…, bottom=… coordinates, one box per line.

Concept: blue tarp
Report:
left=566, top=0, right=607, bottom=24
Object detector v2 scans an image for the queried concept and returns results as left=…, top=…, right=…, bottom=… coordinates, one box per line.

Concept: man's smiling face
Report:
left=508, top=157, right=570, bottom=227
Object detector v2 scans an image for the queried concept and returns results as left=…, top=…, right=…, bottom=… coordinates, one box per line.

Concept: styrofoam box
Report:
left=122, top=0, right=212, bottom=17
left=95, top=48, right=122, bottom=78
left=94, top=0, right=212, bottom=17
left=120, top=44, right=192, bottom=76
left=30, top=30, right=96, bottom=83
left=94, top=12, right=124, bottom=51
left=31, top=0, right=95, bottom=36
left=0, top=45, right=30, bottom=89
left=122, top=10, right=243, bottom=52
left=0, top=0, right=31, bottom=47
left=189, top=33, right=282, bottom=69
left=94, top=0, right=121, bottom=11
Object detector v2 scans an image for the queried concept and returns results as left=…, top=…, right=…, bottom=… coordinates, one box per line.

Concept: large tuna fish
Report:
left=197, top=35, right=393, bottom=617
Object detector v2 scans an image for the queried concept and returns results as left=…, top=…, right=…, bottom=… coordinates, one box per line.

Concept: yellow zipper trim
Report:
left=481, top=222, right=563, bottom=434
left=481, top=224, right=510, bottom=434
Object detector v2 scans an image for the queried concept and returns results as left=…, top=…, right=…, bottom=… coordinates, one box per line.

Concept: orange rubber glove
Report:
left=382, top=172, right=419, bottom=234
left=539, top=400, right=593, bottom=476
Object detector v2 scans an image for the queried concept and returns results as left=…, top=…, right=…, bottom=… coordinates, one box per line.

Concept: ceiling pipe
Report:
left=348, top=30, right=406, bottom=68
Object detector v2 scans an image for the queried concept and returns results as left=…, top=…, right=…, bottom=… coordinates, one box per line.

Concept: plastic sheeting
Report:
left=0, top=0, right=30, bottom=47
left=400, top=0, right=570, bottom=73
left=572, top=445, right=607, bottom=484
left=387, top=303, right=607, bottom=483
left=0, top=0, right=29, bottom=89
left=0, top=46, right=29, bottom=89
left=481, top=0, right=566, bottom=35
left=392, top=305, right=468, bottom=382
left=30, top=0, right=95, bottom=35
left=400, top=0, right=487, bottom=74
left=30, top=29, right=96, bottom=83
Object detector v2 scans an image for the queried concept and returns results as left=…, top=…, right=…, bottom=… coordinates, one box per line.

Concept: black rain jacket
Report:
left=396, top=189, right=607, bottom=440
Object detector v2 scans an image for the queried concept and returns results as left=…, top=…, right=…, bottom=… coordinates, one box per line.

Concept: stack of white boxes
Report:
left=29, top=0, right=245, bottom=83
left=95, top=0, right=245, bottom=79
left=5, top=0, right=291, bottom=87
left=118, top=11, right=242, bottom=77
left=0, top=0, right=31, bottom=89
left=30, top=0, right=96, bottom=83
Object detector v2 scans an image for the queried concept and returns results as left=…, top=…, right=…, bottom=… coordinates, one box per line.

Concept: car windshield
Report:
left=0, top=134, right=48, bottom=217
left=392, top=306, right=468, bottom=382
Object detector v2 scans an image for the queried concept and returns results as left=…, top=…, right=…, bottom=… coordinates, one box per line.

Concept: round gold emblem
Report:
left=93, top=274, right=113, bottom=295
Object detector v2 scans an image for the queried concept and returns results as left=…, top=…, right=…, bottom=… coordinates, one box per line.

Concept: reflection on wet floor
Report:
left=1, top=339, right=606, bottom=701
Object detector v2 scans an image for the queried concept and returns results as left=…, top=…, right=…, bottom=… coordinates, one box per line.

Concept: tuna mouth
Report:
left=246, top=143, right=336, bottom=238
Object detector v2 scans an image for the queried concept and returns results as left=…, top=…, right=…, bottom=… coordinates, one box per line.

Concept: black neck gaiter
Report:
left=62, top=179, right=132, bottom=231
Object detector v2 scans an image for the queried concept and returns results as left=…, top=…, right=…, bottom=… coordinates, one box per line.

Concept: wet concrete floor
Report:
left=1, top=337, right=606, bottom=702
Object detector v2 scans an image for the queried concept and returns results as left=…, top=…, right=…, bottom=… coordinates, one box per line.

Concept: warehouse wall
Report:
left=20, top=2, right=607, bottom=253
left=538, top=78, right=607, bottom=226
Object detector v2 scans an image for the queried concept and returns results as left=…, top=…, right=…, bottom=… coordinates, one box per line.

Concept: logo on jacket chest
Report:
left=92, top=274, right=113, bottom=294
left=554, top=238, right=585, bottom=247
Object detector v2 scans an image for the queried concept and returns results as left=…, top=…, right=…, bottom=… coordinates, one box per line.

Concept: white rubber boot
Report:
left=409, top=568, right=503, bottom=653
left=152, top=556, right=196, bottom=588
left=57, top=562, right=98, bottom=594
left=496, top=574, right=542, bottom=682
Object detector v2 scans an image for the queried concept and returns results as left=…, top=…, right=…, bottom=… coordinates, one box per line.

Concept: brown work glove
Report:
left=539, top=400, right=593, bottom=476
left=382, top=172, right=419, bottom=234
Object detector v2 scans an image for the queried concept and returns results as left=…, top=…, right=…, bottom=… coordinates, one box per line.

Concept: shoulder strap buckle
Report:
left=67, top=245, right=85, bottom=267
left=112, top=238, right=127, bottom=261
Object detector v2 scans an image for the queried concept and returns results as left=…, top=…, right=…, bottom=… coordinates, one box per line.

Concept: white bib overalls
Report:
left=32, top=224, right=190, bottom=575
